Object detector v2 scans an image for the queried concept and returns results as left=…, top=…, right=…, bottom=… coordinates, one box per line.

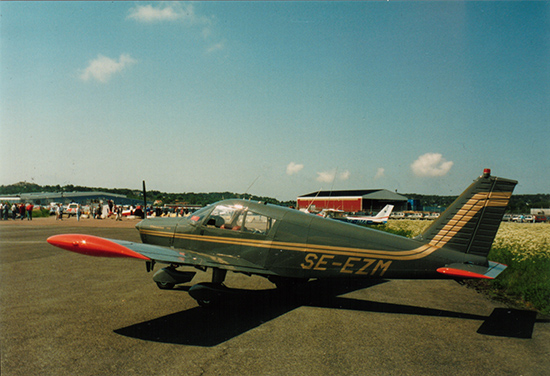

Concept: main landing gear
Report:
left=188, top=268, right=228, bottom=308
left=152, top=266, right=228, bottom=308
left=152, top=266, right=196, bottom=289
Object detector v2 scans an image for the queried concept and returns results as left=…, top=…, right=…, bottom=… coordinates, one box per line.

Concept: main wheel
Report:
left=197, top=299, right=215, bottom=308
left=156, top=281, right=175, bottom=290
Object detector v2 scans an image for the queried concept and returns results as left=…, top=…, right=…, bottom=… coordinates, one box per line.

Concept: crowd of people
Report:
left=0, top=202, right=35, bottom=220
left=0, top=200, right=197, bottom=222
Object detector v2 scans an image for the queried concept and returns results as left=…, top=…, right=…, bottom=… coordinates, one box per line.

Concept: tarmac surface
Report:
left=1, top=216, right=549, bottom=375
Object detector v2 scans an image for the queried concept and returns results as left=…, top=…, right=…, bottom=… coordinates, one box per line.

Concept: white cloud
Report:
left=374, top=168, right=385, bottom=180
left=206, top=41, right=225, bottom=54
left=316, top=169, right=350, bottom=183
left=317, top=171, right=336, bottom=183
left=286, top=162, right=304, bottom=175
left=79, top=54, right=136, bottom=83
left=127, top=3, right=210, bottom=25
left=127, top=4, right=181, bottom=22
left=411, top=153, right=454, bottom=177
left=339, top=170, right=350, bottom=180
left=127, top=4, right=222, bottom=53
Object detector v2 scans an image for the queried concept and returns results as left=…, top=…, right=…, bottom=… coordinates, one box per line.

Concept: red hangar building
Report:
left=297, top=189, right=408, bottom=214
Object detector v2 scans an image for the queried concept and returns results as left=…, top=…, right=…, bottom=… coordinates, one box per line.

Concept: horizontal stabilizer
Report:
left=437, top=261, right=507, bottom=279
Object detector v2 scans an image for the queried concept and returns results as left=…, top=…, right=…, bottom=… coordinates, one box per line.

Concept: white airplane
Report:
left=345, top=204, right=394, bottom=224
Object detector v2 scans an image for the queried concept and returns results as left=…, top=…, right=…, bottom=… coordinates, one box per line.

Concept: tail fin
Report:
left=419, top=169, right=517, bottom=258
left=375, top=205, right=394, bottom=219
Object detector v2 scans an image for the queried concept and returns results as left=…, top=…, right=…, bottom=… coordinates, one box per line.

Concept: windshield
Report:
left=187, top=205, right=214, bottom=225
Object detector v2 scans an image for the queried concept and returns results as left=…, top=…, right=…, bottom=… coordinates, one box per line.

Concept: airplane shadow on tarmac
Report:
left=114, top=279, right=545, bottom=347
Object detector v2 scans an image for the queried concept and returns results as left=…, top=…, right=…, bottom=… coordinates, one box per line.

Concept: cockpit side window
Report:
left=243, top=210, right=276, bottom=235
left=204, top=204, right=245, bottom=230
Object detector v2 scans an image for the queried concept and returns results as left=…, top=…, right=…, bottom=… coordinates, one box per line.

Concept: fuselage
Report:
left=136, top=199, right=482, bottom=280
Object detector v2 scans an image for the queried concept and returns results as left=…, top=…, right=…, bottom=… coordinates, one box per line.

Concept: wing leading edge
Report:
left=46, top=234, right=272, bottom=275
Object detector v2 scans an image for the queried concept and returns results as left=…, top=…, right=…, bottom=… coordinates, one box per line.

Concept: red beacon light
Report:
left=483, top=168, right=491, bottom=178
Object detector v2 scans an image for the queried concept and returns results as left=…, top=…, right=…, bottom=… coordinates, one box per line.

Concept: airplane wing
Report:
left=47, top=234, right=274, bottom=275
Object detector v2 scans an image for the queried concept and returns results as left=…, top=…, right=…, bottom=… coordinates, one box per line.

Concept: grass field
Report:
left=383, top=220, right=550, bottom=315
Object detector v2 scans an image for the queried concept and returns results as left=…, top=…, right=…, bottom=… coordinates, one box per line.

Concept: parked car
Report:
left=390, top=212, right=405, bottom=219
left=65, top=203, right=79, bottom=217
left=49, top=202, right=61, bottom=215
left=406, top=212, right=423, bottom=220
left=424, top=213, right=440, bottom=220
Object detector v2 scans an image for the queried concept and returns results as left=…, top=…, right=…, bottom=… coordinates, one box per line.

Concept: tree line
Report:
left=0, top=182, right=295, bottom=207
left=2, top=181, right=548, bottom=213
left=406, top=193, right=550, bottom=214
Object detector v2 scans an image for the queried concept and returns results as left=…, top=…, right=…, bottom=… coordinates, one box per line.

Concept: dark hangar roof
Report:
left=298, top=189, right=408, bottom=201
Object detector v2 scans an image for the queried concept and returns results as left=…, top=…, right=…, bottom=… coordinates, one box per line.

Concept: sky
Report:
left=1, top=2, right=549, bottom=200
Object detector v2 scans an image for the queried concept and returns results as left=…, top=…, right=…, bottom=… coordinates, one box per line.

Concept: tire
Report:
left=156, top=281, right=175, bottom=290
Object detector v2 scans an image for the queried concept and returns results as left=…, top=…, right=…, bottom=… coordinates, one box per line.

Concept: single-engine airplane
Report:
left=47, top=169, right=516, bottom=307
left=345, top=204, right=394, bottom=225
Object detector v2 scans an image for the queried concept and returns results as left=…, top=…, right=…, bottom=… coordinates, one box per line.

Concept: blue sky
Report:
left=1, top=2, right=548, bottom=200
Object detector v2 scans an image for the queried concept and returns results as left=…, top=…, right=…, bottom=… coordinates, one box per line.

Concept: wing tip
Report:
left=436, top=261, right=507, bottom=280
left=47, top=234, right=150, bottom=260
left=437, top=267, right=494, bottom=279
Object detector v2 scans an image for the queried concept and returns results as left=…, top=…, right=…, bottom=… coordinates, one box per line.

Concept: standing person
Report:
left=26, top=203, right=34, bottom=220
left=76, top=204, right=81, bottom=221
left=11, top=203, right=17, bottom=220
left=56, top=204, right=63, bottom=220
left=19, top=204, right=25, bottom=220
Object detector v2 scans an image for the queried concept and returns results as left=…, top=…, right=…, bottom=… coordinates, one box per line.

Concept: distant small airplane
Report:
left=317, top=205, right=393, bottom=224
left=345, top=204, right=394, bottom=224
left=48, top=169, right=516, bottom=308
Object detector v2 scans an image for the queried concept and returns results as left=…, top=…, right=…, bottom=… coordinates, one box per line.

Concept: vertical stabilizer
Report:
left=419, top=169, right=517, bottom=258
left=375, top=205, right=394, bottom=219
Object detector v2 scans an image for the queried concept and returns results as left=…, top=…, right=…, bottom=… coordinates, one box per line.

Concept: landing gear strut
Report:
left=189, top=268, right=228, bottom=308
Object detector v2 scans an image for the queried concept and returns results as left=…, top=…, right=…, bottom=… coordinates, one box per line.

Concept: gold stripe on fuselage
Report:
left=138, top=229, right=440, bottom=261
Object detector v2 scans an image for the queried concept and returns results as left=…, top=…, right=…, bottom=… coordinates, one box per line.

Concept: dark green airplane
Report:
left=47, top=169, right=517, bottom=307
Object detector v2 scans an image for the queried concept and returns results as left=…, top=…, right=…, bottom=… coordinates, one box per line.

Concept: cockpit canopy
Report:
left=190, top=202, right=277, bottom=236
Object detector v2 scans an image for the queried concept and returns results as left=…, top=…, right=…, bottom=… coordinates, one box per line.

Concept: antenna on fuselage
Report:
left=306, top=188, right=323, bottom=212
left=243, top=175, right=260, bottom=200
left=142, top=180, right=147, bottom=219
